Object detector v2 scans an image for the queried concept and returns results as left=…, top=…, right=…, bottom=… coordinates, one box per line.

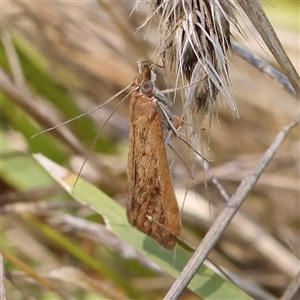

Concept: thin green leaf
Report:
left=34, top=153, right=252, bottom=300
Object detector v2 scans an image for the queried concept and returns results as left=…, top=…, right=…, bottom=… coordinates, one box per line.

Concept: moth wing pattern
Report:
left=127, top=90, right=181, bottom=250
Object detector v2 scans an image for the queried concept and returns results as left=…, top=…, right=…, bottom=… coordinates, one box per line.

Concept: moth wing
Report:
left=127, top=92, right=181, bottom=249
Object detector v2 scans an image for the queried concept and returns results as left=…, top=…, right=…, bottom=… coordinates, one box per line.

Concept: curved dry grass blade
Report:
left=164, top=112, right=300, bottom=299
left=51, top=213, right=163, bottom=274
left=97, top=0, right=147, bottom=60
left=1, top=30, right=25, bottom=87
left=0, top=69, right=87, bottom=157
left=1, top=249, right=74, bottom=300
left=1, top=185, right=62, bottom=206
left=237, top=0, right=300, bottom=97
left=232, top=42, right=297, bottom=98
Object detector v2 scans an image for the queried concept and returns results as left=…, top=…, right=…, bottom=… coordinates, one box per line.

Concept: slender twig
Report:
left=165, top=112, right=300, bottom=299
left=236, top=0, right=300, bottom=96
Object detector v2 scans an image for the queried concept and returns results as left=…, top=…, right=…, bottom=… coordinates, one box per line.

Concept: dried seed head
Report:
left=137, top=0, right=243, bottom=122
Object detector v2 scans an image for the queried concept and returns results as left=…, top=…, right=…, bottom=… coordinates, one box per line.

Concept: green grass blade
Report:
left=34, top=153, right=252, bottom=300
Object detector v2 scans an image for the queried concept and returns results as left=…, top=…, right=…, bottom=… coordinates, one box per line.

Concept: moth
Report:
left=127, top=62, right=181, bottom=250
left=33, top=61, right=182, bottom=249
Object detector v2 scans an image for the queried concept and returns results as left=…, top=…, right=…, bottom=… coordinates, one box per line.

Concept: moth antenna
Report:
left=73, top=88, right=136, bottom=187
left=31, top=82, right=134, bottom=139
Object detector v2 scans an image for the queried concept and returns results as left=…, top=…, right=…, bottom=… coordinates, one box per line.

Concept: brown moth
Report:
left=126, top=62, right=181, bottom=250
left=33, top=60, right=181, bottom=249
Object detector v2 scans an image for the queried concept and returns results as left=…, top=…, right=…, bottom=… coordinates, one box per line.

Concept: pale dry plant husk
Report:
left=135, top=1, right=243, bottom=136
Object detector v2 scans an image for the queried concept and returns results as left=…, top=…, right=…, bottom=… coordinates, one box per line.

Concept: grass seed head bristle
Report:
left=138, top=0, right=243, bottom=124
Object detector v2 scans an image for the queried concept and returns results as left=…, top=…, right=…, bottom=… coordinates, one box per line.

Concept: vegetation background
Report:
left=1, top=1, right=299, bottom=299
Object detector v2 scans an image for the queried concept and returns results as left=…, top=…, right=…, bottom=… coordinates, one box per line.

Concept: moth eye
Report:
left=141, top=80, right=153, bottom=96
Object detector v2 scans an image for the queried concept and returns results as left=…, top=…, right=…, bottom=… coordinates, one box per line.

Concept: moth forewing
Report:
left=127, top=88, right=181, bottom=250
